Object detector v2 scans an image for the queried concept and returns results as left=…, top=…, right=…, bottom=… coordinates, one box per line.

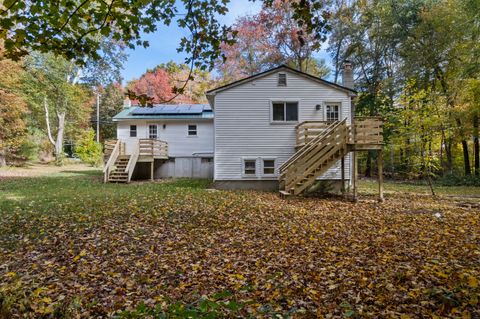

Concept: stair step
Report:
left=279, top=190, right=291, bottom=197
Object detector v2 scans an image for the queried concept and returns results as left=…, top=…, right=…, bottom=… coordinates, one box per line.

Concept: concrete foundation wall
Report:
left=213, top=180, right=279, bottom=191
left=213, top=179, right=350, bottom=193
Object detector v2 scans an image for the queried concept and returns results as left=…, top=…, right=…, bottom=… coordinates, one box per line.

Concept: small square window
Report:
left=278, top=73, right=287, bottom=86
left=263, top=159, right=275, bottom=175
left=188, top=124, right=197, bottom=136
left=148, top=124, right=157, bottom=139
left=244, top=159, right=256, bottom=175
left=130, top=125, right=137, bottom=137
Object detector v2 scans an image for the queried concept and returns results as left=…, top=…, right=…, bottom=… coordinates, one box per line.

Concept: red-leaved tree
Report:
left=217, top=0, right=330, bottom=83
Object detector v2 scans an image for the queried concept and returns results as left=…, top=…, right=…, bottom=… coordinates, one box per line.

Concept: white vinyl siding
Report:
left=117, top=120, right=213, bottom=157
left=213, top=69, right=352, bottom=181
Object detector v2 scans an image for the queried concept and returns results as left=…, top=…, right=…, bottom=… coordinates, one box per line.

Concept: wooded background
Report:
left=0, top=0, right=478, bottom=184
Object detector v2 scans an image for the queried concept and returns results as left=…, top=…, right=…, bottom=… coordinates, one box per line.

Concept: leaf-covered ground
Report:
left=0, top=168, right=479, bottom=318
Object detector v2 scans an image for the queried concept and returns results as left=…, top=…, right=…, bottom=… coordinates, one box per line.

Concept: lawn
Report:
left=0, top=165, right=479, bottom=318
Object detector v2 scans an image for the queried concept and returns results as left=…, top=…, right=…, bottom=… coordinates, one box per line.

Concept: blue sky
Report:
left=121, top=0, right=332, bottom=83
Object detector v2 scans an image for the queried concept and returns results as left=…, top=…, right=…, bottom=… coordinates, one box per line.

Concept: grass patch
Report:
left=358, top=179, right=480, bottom=197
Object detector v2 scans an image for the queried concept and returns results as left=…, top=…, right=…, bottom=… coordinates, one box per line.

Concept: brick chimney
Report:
left=341, top=60, right=354, bottom=89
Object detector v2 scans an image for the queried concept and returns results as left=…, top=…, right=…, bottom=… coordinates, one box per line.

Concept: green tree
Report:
left=24, top=53, right=90, bottom=163
left=75, top=129, right=103, bottom=167
left=98, top=83, right=124, bottom=141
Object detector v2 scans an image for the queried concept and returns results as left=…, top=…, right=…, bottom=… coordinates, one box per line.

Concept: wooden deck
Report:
left=280, top=117, right=384, bottom=199
left=103, top=138, right=168, bottom=183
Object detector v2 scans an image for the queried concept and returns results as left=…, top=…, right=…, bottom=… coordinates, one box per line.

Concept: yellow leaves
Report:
left=467, top=275, right=478, bottom=288
left=5, top=271, right=16, bottom=278
left=72, top=249, right=87, bottom=262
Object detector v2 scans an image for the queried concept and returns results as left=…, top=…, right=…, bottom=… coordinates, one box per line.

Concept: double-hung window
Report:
left=129, top=125, right=137, bottom=137
left=148, top=124, right=157, bottom=139
left=188, top=124, right=197, bottom=136
left=243, top=159, right=256, bottom=176
left=263, top=159, right=275, bottom=175
left=326, top=104, right=340, bottom=122
left=272, top=101, right=298, bottom=122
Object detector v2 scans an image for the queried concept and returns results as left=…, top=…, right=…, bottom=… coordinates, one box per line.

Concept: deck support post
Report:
left=151, top=161, right=154, bottom=181
left=340, top=156, right=345, bottom=195
left=352, top=150, right=358, bottom=202
left=377, top=149, right=384, bottom=202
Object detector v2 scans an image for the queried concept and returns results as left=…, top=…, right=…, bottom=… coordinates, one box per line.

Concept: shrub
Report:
left=435, top=174, right=480, bottom=187
left=74, top=129, right=103, bottom=167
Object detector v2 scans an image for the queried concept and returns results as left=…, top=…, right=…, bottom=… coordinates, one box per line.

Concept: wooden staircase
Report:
left=103, top=138, right=168, bottom=183
left=279, top=119, right=350, bottom=195
left=107, top=155, right=130, bottom=183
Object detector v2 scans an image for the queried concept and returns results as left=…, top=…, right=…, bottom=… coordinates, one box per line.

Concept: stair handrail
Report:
left=279, top=120, right=343, bottom=173
left=125, top=140, right=140, bottom=183
left=103, top=139, right=120, bottom=183
left=283, top=122, right=349, bottom=192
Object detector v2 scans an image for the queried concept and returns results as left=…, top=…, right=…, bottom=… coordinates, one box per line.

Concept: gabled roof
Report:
left=113, top=104, right=213, bottom=121
left=206, top=64, right=357, bottom=96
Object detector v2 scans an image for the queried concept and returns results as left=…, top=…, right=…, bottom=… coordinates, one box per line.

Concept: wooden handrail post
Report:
left=341, top=156, right=345, bottom=195
left=352, top=150, right=358, bottom=202
left=378, top=149, right=384, bottom=202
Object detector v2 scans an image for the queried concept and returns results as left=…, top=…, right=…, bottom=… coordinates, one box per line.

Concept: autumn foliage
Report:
left=0, top=175, right=479, bottom=317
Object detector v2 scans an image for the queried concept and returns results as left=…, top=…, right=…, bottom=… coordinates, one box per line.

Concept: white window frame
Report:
left=129, top=125, right=137, bottom=137
left=148, top=124, right=158, bottom=139
left=261, top=158, right=277, bottom=176
left=324, top=102, right=342, bottom=122
left=242, top=158, right=257, bottom=178
left=270, top=100, right=299, bottom=124
left=187, top=124, right=197, bottom=137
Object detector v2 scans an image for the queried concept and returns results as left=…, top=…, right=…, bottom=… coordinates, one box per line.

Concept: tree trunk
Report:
left=0, top=149, right=6, bottom=167
left=474, top=114, right=479, bottom=176
left=44, top=96, right=56, bottom=147
left=365, top=151, right=372, bottom=177
left=445, top=138, right=453, bottom=174
left=55, top=112, right=66, bottom=157
left=461, top=139, right=471, bottom=176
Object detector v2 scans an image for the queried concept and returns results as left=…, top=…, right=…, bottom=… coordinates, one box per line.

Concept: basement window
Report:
left=243, top=159, right=256, bottom=176
left=188, top=124, right=197, bottom=136
left=278, top=73, right=287, bottom=86
left=263, top=159, right=276, bottom=175
left=130, top=125, right=137, bottom=137
left=272, top=102, right=298, bottom=122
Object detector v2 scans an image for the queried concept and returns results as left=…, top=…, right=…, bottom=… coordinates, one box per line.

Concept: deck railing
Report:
left=295, top=117, right=383, bottom=148
left=103, top=139, right=120, bottom=183
left=353, top=117, right=383, bottom=145
left=139, top=139, right=168, bottom=158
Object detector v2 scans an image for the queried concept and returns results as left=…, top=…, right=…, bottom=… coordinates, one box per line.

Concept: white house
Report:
left=112, top=104, right=214, bottom=179
left=206, top=64, right=358, bottom=191
left=108, top=64, right=383, bottom=196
